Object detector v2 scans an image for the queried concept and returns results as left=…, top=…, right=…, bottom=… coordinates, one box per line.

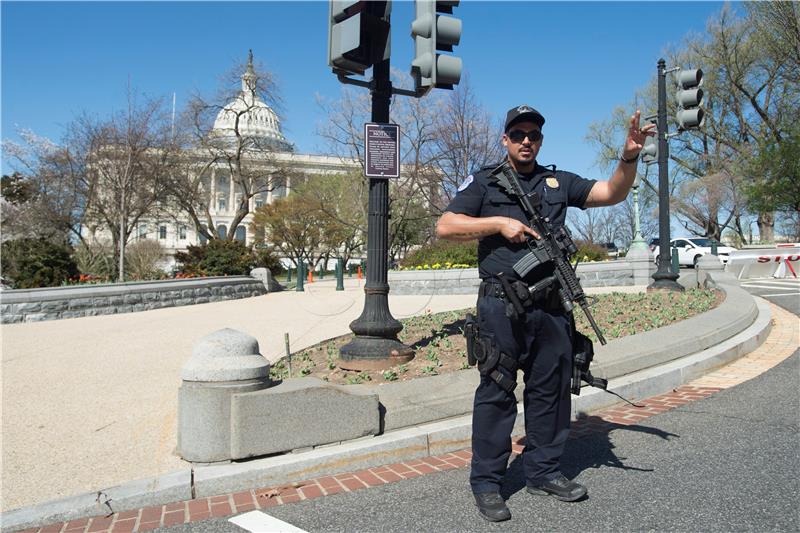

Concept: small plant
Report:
left=398, top=364, right=409, bottom=373
left=422, top=365, right=439, bottom=376
left=382, top=370, right=398, bottom=381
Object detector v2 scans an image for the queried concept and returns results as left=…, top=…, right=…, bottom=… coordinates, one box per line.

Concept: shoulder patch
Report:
left=457, top=174, right=474, bottom=192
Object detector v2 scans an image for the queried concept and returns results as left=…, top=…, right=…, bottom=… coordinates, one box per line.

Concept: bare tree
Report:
left=425, top=76, right=504, bottom=208
left=316, top=71, right=441, bottom=255
left=176, top=50, right=292, bottom=241
left=585, top=4, right=799, bottom=244
left=3, top=90, right=177, bottom=281
left=74, top=91, right=178, bottom=280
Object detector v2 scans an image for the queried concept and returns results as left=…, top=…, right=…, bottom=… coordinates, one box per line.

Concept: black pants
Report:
left=470, top=294, right=573, bottom=494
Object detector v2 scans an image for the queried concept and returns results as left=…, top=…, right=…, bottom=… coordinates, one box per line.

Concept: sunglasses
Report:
left=507, top=129, right=543, bottom=143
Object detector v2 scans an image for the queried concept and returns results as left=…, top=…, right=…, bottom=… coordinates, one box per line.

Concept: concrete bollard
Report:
left=696, top=253, right=725, bottom=288
left=250, top=268, right=282, bottom=293
left=177, top=328, right=272, bottom=463
left=625, top=245, right=654, bottom=287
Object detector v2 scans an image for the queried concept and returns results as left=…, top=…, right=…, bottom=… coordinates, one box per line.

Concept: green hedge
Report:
left=400, top=240, right=478, bottom=268
left=175, top=240, right=255, bottom=276
left=1, top=238, right=79, bottom=288
left=574, top=240, right=608, bottom=262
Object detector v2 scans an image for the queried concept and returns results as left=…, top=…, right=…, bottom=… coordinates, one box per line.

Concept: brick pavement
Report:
left=14, top=302, right=798, bottom=533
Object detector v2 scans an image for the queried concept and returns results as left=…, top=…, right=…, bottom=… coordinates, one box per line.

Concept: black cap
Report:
left=504, top=105, right=545, bottom=131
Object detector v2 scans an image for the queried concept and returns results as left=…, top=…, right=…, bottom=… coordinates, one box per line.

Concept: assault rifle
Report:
left=489, top=162, right=607, bottom=347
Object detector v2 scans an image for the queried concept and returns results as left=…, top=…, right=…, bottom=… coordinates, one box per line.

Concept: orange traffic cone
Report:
left=308, top=269, right=313, bottom=283
left=357, top=266, right=363, bottom=279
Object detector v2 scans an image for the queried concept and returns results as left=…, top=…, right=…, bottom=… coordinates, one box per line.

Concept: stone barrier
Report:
left=388, top=256, right=654, bottom=295
left=0, top=276, right=268, bottom=324
left=178, top=329, right=380, bottom=464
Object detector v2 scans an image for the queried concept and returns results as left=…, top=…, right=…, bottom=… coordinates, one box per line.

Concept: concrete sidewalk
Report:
left=0, top=278, right=475, bottom=513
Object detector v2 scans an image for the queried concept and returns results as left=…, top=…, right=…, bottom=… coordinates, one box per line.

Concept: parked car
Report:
left=600, top=242, right=619, bottom=259
left=651, top=237, right=737, bottom=268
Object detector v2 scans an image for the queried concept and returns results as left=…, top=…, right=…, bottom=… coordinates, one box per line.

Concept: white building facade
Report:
left=102, top=53, right=360, bottom=270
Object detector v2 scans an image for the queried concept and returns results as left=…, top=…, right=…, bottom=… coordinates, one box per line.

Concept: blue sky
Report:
left=2, top=1, right=730, bottom=179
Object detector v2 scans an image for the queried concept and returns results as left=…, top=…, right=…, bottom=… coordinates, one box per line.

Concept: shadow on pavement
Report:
left=500, top=413, right=680, bottom=500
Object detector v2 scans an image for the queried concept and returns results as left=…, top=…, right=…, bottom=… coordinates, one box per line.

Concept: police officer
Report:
left=436, top=104, right=654, bottom=522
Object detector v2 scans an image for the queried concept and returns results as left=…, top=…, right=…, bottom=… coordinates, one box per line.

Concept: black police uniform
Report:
left=445, top=161, right=596, bottom=495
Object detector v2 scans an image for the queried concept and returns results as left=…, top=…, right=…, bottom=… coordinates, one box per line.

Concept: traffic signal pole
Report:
left=338, top=47, right=414, bottom=371
left=649, top=58, right=683, bottom=291
left=330, top=1, right=463, bottom=368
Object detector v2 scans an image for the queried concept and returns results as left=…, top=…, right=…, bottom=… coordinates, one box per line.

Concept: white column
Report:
left=210, top=167, right=217, bottom=213
left=229, top=175, right=235, bottom=214
left=267, top=176, right=274, bottom=204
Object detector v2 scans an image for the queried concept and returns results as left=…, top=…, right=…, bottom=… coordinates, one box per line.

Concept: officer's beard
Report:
left=508, top=153, right=536, bottom=174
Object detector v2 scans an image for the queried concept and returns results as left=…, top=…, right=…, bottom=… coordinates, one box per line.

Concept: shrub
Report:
left=73, top=240, right=116, bottom=279
left=125, top=239, right=167, bottom=280
left=574, top=240, right=608, bottom=263
left=253, top=245, right=283, bottom=277
left=0, top=238, right=79, bottom=288
left=174, top=239, right=255, bottom=276
left=400, top=239, right=478, bottom=268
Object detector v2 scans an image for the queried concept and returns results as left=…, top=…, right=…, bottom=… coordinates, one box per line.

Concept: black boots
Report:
left=474, top=492, right=511, bottom=522
left=526, top=473, right=588, bottom=502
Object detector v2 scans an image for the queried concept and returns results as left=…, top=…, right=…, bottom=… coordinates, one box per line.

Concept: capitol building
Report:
left=93, top=52, right=360, bottom=269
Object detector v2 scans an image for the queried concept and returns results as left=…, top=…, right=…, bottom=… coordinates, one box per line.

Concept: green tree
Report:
left=0, top=238, right=79, bottom=288
left=251, top=195, right=323, bottom=269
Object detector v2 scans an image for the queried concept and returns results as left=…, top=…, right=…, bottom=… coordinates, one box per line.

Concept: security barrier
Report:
left=726, top=246, right=800, bottom=279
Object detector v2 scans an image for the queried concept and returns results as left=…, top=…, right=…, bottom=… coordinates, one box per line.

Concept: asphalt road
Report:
left=738, top=277, right=800, bottom=315
left=159, top=349, right=800, bottom=532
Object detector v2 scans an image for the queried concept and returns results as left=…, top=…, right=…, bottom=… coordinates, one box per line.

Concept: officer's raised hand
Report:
left=498, top=217, right=539, bottom=243
left=622, top=110, right=656, bottom=160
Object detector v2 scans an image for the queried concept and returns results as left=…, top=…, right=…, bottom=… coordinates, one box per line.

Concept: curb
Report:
left=0, top=280, right=771, bottom=532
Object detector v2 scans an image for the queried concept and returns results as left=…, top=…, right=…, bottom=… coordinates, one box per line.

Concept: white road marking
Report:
left=229, top=510, right=307, bottom=532
left=741, top=278, right=800, bottom=286
left=760, top=292, right=800, bottom=298
left=740, top=282, right=800, bottom=290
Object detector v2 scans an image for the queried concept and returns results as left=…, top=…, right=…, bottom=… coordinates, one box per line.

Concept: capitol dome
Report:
left=211, top=51, right=293, bottom=152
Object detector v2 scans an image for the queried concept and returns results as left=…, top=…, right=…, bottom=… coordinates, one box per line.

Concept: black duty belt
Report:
left=479, top=281, right=507, bottom=299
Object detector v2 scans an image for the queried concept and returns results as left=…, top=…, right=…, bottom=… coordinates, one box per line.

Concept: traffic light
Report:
left=641, top=121, right=658, bottom=164
left=328, top=1, right=390, bottom=76
left=411, top=0, right=463, bottom=95
left=675, top=68, right=705, bottom=130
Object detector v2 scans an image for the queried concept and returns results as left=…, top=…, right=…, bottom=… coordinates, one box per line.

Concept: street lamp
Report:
left=629, top=172, right=648, bottom=252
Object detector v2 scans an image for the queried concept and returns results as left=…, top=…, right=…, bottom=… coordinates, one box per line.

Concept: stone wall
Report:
left=0, top=277, right=269, bottom=324
left=388, top=256, right=655, bottom=295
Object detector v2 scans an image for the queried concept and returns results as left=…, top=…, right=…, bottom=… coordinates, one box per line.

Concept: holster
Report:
left=463, top=312, right=518, bottom=392
left=464, top=313, right=479, bottom=366
left=571, top=329, right=608, bottom=395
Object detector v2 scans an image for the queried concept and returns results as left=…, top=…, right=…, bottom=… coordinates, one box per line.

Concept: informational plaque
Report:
left=364, top=123, right=400, bottom=178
